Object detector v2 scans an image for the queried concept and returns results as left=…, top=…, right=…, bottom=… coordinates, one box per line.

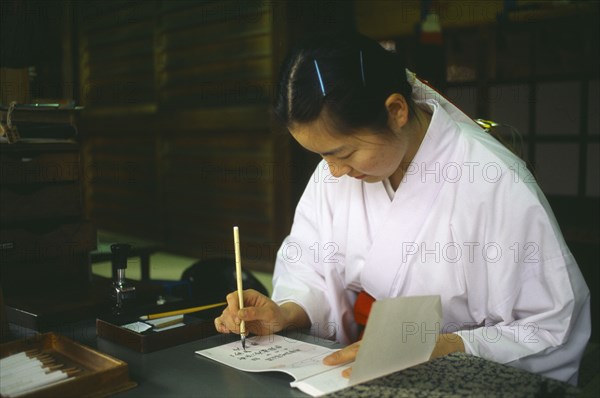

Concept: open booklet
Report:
left=196, top=334, right=350, bottom=395
left=195, top=295, right=442, bottom=397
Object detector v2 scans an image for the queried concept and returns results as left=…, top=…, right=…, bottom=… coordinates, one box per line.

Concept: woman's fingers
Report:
left=215, top=289, right=274, bottom=335
left=225, top=291, right=241, bottom=317
left=214, top=314, right=229, bottom=333
left=323, top=342, right=359, bottom=379
left=341, top=367, right=352, bottom=378
left=323, top=341, right=361, bottom=366
left=214, top=307, right=236, bottom=333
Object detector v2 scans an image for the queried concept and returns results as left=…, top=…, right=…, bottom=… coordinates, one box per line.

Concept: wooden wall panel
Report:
left=79, top=1, right=157, bottom=109
left=77, top=1, right=291, bottom=271
left=158, top=130, right=277, bottom=270
left=80, top=118, right=162, bottom=241
left=157, top=1, right=273, bottom=108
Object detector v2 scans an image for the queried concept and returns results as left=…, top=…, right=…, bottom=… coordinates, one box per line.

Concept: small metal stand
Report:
left=111, top=244, right=136, bottom=315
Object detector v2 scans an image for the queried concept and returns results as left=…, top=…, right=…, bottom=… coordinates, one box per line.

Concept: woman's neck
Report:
left=389, top=105, right=432, bottom=190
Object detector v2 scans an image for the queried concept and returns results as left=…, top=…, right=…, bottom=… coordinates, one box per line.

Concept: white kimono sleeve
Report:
left=271, top=163, right=358, bottom=341
left=456, top=254, right=590, bottom=385
left=454, top=162, right=591, bottom=385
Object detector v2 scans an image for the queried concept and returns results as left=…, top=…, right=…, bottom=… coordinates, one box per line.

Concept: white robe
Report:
left=271, top=74, right=591, bottom=385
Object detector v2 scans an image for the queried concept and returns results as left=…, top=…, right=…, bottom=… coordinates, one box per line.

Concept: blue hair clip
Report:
left=359, top=50, right=366, bottom=86
left=313, top=59, right=326, bottom=96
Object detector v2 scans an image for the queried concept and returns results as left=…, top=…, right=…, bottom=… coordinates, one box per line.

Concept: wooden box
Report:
left=96, top=315, right=219, bottom=354
left=0, top=332, right=136, bottom=397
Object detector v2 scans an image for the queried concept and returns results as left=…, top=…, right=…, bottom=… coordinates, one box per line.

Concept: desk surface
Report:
left=8, top=321, right=579, bottom=398
left=99, top=332, right=323, bottom=398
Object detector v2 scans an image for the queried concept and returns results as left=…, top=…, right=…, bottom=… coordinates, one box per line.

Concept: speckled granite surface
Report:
left=327, top=353, right=578, bottom=398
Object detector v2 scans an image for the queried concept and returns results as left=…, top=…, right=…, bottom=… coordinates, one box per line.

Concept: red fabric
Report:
left=354, top=290, right=375, bottom=340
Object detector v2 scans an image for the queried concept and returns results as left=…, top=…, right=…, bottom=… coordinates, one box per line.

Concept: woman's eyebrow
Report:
left=320, top=146, right=347, bottom=157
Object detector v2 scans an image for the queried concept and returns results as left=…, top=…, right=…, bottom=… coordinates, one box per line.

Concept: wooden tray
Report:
left=96, top=314, right=219, bottom=353
left=0, top=333, right=136, bottom=397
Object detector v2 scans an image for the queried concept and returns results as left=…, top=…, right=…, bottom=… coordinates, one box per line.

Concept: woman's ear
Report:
left=384, top=93, right=409, bottom=129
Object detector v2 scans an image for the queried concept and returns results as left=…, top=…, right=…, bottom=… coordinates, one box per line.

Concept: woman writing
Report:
left=214, top=33, right=590, bottom=385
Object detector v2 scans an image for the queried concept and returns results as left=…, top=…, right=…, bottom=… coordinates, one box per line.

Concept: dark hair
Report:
left=273, top=32, right=412, bottom=134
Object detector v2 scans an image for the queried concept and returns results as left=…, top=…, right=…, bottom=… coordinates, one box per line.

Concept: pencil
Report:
left=139, top=302, right=226, bottom=320
left=233, top=226, right=246, bottom=350
left=153, top=317, right=184, bottom=330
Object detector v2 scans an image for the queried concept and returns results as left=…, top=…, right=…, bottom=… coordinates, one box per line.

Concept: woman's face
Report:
left=289, top=118, right=414, bottom=185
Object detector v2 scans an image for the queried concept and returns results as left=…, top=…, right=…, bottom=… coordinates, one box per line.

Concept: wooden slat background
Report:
left=157, top=1, right=273, bottom=108
left=78, top=1, right=290, bottom=271
left=79, top=1, right=156, bottom=109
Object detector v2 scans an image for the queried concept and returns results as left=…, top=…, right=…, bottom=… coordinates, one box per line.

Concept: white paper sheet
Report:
left=350, top=295, right=442, bottom=385
left=196, top=334, right=346, bottom=384
left=120, top=321, right=152, bottom=333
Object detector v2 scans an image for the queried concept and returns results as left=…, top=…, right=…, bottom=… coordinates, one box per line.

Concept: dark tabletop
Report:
left=7, top=321, right=579, bottom=398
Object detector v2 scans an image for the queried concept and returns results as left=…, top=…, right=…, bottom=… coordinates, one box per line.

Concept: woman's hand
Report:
left=429, top=333, right=465, bottom=359
left=322, top=333, right=465, bottom=378
left=322, top=341, right=361, bottom=378
left=214, top=289, right=310, bottom=336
